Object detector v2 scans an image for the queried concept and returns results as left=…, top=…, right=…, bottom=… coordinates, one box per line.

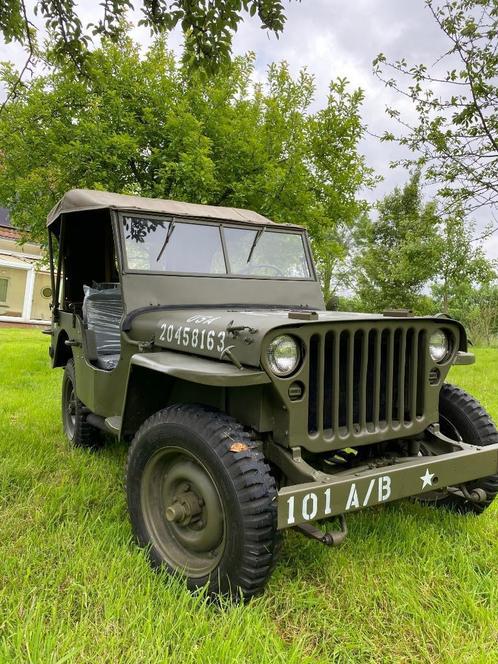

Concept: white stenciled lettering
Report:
left=287, top=495, right=296, bottom=525
left=158, top=320, right=229, bottom=353
left=324, top=487, right=332, bottom=515
left=217, top=331, right=226, bottom=353
left=302, top=493, right=318, bottom=521
left=186, top=314, right=221, bottom=325
left=346, top=483, right=360, bottom=510
left=363, top=479, right=376, bottom=506
left=378, top=476, right=392, bottom=502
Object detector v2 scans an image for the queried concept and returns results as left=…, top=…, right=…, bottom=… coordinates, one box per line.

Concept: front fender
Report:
left=119, top=351, right=271, bottom=440
left=130, top=351, right=271, bottom=387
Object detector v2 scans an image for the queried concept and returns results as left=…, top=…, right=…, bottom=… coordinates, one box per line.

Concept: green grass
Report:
left=1, top=329, right=498, bottom=664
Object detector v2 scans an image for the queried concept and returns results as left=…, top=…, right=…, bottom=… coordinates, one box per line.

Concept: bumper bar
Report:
left=277, top=442, right=498, bottom=529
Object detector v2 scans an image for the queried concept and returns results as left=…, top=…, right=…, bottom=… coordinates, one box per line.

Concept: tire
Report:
left=126, top=404, right=280, bottom=601
left=61, top=359, right=102, bottom=449
left=421, top=383, right=498, bottom=514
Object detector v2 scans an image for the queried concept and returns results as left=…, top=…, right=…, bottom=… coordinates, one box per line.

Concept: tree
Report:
left=0, top=35, right=374, bottom=281
left=305, top=80, right=379, bottom=302
left=355, top=172, right=442, bottom=312
left=0, top=0, right=294, bottom=96
left=453, top=282, right=498, bottom=344
left=373, top=0, right=498, bottom=218
left=431, top=212, right=494, bottom=314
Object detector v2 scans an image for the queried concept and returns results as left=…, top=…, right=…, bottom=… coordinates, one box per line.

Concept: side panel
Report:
left=52, top=312, right=129, bottom=417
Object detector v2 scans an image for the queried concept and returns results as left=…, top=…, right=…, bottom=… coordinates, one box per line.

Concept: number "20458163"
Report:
left=159, top=323, right=226, bottom=354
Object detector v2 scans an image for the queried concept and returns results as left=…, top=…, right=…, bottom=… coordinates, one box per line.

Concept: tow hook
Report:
left=294, top=514, right=348, bottom=547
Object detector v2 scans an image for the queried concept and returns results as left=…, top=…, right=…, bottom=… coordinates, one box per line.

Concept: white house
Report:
left=0, top=209, right=51, bottom=325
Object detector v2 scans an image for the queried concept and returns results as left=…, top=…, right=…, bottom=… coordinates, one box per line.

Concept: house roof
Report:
left=0, top=208, right=20, bottom=240
left=0, top=251, right=31, bottom=266
left=0, top=227, right=20, bottom=240
left=47, top=189, right=303, bottom=229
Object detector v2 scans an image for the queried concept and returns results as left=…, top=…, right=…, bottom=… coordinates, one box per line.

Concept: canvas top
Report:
left=47, top=189, right=302, bottom=229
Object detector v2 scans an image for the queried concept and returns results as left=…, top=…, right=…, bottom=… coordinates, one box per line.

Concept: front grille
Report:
left=307, top=326, right=427, bottom=439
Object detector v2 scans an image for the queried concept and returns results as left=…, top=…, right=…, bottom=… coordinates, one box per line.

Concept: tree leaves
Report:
left=373, top=0, right=498, bottom=219
left=2, top=0, right=297, bottom=76
left=355, top=172, right=443, bottom=312
left=0, top=34, right=374, bottom=298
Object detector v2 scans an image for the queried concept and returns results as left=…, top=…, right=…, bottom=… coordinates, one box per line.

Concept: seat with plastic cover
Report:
left=82, top=284, right=123, bottom=370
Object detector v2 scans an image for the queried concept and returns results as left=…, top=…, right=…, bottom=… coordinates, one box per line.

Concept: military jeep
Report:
left=47, top=189, right=498, bottom=600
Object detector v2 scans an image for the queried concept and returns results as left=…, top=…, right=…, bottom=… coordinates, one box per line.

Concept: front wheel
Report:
left=126, top=405, right=280, bottom=600
left=420, top=383, right=498, bottom=514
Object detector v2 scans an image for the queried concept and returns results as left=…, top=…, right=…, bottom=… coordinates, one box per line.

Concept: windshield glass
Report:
left=123, top=216, right=226, bottom=274
left=122, top=216, right=312, bottom=279
left=224, top=227, right=311, bottom=278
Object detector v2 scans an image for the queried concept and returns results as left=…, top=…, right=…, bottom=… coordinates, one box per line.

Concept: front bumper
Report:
left=277, top=441, right=498, bottom=529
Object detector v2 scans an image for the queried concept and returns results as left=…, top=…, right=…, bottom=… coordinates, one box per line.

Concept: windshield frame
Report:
left=118, top=211, right=317, bottom=282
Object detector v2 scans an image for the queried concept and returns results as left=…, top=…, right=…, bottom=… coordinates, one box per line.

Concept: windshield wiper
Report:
left=156, top=220, right=176, bottom=262
left=246, top=227, right=265, bottom=263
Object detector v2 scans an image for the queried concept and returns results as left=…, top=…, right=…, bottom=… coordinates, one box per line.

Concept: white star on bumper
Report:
left=420, top=468, right=435, bottom=489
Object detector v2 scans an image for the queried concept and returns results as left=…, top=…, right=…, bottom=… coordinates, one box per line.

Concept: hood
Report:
left=125, top=306, right=453, bottom=369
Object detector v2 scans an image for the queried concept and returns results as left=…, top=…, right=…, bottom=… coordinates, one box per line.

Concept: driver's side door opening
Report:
left=49, top=209, right=123, bottom=371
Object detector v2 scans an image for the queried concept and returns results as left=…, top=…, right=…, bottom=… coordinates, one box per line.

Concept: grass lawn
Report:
left=1, top=328, right=498, bottom=663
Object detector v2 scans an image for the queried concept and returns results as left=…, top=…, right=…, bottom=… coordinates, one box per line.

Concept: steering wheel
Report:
left=238, top=263, right=284, bottom=277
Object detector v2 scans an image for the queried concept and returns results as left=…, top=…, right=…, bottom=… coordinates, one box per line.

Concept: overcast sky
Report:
left=1, top=0, right=497, bottom=258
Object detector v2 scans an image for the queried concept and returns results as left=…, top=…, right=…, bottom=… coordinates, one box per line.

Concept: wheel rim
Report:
left=140, top=446, right=226, bottom=578
left=63, top=378, right=77, bottom=439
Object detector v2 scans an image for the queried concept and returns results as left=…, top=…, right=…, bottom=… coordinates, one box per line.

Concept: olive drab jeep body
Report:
left=47, top=189, right=498, bottom=600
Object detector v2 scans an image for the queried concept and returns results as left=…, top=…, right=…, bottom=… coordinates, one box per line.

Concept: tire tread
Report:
left=127, top=403, right=280, bottom=600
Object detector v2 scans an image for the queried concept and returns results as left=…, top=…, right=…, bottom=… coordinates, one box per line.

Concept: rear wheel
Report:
left=419, top=383, right=498, bottom=514
left=126, top=404, right=280, bottom=600
left=61, top=359, right=102, bottom=448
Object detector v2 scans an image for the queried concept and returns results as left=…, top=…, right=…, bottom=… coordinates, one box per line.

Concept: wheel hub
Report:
left=165, top=488, right=203, bottom=525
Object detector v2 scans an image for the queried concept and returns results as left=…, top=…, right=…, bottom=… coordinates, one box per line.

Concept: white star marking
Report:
left=420, top=468, right=435, bottom=489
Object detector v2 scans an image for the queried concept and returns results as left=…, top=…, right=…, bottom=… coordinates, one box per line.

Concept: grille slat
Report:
left=398, top=328, right=407, bottom=424
left=308, top=324, right=427, bottom=439
left=316, top=335, right=325, bottom=432
left=332, top=332, right=340, bottom=433
left=409, top=330, right=419, bottom=421
left=359, top=331, right=369, bottom=430
left=373, top=330, right=382, bottom=427
left=346, top=332, right=354, bottom=432
left=386, top=330, right=395, bottom=424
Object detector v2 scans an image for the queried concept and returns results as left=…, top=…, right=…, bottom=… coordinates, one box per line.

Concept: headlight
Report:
left=429, top=329, right=449, bottom=363
left=267, top=335, right=301, bottom=376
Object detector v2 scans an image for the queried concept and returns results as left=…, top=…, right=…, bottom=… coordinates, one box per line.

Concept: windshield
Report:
left=121, top=216, right=312, bottom=279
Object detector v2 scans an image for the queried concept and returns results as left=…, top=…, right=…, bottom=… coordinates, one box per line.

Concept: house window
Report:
left=0, top=277, right=8, bottom=303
